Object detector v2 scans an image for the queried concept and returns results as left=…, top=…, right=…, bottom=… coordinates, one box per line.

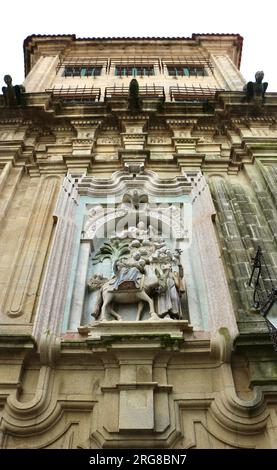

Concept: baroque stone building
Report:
left=0, top=34, right=277, bottom=449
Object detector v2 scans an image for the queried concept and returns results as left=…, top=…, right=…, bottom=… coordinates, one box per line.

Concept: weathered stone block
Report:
left=119, top=388, right=154, bottom=431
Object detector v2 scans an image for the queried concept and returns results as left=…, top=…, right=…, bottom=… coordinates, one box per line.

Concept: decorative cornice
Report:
left=167, top=119, right=198, bottom=126
left=71, top=120, right=102, bottom=127
left=78, top=169, right=192, bottom=197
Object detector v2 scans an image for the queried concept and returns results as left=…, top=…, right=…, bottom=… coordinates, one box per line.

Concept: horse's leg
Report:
left=137, top=291, right=160, bottom=321
left=99, top=298, right=109, bottom=321
left=110, top=305, right=122, bottom=321
left=99, top=293, right=114, bottom=321
left=91, top=290, right=103, bottom=320
left=136, top=301, right=144, bottom=321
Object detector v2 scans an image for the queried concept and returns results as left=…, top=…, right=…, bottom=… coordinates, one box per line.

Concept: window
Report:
left=63, top=66, right=102, bottom=77
left=114, top=65, right=154, bottom=77
left=167, top=66, right=207, bottom=77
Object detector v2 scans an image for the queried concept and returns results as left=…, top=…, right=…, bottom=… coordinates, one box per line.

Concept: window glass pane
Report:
left=167, top=67, right=175, bottom=76
left=63, top=65, right=102, bottom=77
left=63, top=67, right=73, bottom=77
left=115, top=65, right=154, bottom=76
left=72, top=67, right=80, bottom=77
left=166, top=65, right=206, bottom=77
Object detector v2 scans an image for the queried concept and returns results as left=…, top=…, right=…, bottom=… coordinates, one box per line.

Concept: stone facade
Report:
left=0, top=34, right=277, bottom=449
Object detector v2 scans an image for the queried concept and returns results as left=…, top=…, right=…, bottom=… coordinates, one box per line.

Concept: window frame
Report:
left=114, top=65, right=155, bottom=77
left=166, top=65, right=207, bottom=77
left=62, top=65, right=103, bottom=78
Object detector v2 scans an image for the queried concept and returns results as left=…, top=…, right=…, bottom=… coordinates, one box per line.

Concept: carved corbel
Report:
left=119, top=150, right=148, bottom=174
left=210, top=328, right=234, bottom=363
left=39, top=331, right=61, bottom=367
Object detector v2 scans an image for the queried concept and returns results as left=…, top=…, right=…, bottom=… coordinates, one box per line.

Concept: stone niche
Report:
left=33, top=168, right=237, bottom=342
left=69, top=186, right=191, bottom=329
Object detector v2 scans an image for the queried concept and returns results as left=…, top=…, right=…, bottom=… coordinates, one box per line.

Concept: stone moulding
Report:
left=209, top=389, right=269, bottom=435
left=1, top=395, right=95, bottom=444
left=6, top=365, right=52, bottom=419
left=78, top=169, right=193, bottom=197
left=7, top=422, right=79, bottom=449
left=175, top=395, right=269, bottom=449
left=32, top=175, right=79, bottom=343
left=0, top=164, right=23, bottom=225
left=2, top=175, right=59, bottom=322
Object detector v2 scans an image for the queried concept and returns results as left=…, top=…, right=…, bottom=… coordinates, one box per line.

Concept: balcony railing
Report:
left=169, top=85, right=224, bottom=102
left=45, top=86, right=101, bottom=103
left=105, top=85, right=165, bottom=100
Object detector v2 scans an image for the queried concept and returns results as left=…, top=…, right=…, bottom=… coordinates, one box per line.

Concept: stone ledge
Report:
left=101, top=382, right=173, bottom=392
left=0, top=334, right=36, bottom=350
left=78, top=320, right=192, bottom=342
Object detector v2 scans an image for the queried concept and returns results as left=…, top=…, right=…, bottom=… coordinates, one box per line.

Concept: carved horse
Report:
left=88, top=274, right=160, bottom=321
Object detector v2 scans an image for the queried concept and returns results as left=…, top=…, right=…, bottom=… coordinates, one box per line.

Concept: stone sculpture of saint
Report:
left=156, top=263, right=185, bottom=319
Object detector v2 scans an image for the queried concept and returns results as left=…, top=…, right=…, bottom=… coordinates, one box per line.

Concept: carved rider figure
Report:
left=109, top=252, right=146, bottom=290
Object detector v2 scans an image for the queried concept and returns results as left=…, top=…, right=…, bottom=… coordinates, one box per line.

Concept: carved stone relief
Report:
left=29, top=171, right=237, bottom=339
left=87, top=222, right=186, bottom=322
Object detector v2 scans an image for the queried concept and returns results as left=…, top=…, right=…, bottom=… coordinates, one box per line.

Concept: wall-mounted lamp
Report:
left=249, top=246, right=277, bottom=351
